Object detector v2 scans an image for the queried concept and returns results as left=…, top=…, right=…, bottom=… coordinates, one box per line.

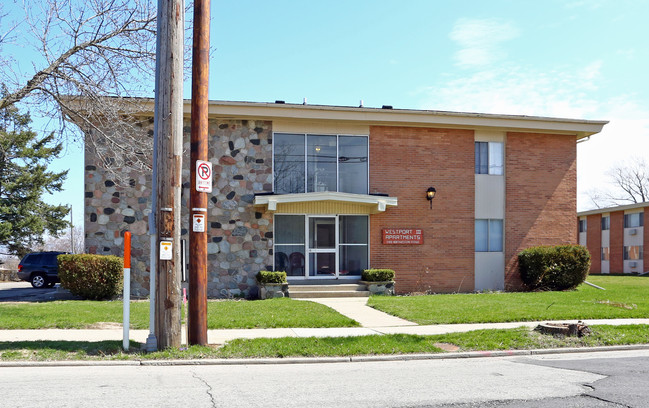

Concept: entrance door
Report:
left=307, top=216, right=338, bottom=278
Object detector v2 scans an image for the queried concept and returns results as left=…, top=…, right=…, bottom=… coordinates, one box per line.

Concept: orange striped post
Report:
left=123, top=231, right=132, bottom=350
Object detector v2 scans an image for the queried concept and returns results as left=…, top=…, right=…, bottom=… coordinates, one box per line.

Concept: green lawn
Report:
left=368, top=276, right=649, bottom=325
left=2, top=324, right=648, bottom=361
left=0, top=298, right=358, bottom=330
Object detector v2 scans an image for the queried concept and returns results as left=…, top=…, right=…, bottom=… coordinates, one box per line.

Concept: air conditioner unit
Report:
left=629, top=228, right=638, bottom=235
left=629, top=261, right=638, bottom=268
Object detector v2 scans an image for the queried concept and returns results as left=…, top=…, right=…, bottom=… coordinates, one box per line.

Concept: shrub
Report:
left=256, top=270, right=287, bottom=284
left=58, top=254, right=124, bottom=300
left=362, top=269, right=395, bottom=282
left=518, top=245, right=591, bottom=291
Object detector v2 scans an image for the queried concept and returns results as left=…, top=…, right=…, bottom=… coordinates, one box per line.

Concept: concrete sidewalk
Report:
left=2, top=295, right=649, bottom=344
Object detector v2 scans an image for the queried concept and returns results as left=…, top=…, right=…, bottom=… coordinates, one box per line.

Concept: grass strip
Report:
left=368, top=276, right=649, bottom=325
left=1, top=325, right=648, bottom=361
left=0, top=298, right=358, bottom=330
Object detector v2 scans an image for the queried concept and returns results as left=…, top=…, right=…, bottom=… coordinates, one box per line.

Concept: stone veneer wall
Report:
left=85, top=118, right=273, bottom=298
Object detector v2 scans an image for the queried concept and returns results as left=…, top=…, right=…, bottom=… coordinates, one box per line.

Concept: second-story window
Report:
left=624, top=212, right=644, bottom=228
left=601, top=216, right=610, bottom=230
left=475, top=142, right=504, bottom=175
left=274, top=133, right=368, bottom=195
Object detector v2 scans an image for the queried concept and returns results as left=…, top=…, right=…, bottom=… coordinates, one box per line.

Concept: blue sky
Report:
left=25, top=0, right=649, bottom=224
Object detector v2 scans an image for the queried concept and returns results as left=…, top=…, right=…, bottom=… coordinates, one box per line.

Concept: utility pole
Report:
left=188, top=0, right=210, bottom=345
left=153, top=0, right=184, bottom=349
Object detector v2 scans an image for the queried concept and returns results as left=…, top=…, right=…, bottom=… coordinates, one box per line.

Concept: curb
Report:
left=2, top=344, right=649, bottom=368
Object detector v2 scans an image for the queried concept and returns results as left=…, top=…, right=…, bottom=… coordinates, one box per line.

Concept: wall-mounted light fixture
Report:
left=426, top=187, right=436, bottom=209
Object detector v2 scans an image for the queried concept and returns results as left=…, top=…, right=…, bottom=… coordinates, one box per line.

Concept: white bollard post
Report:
left=123, top=231, right=131, bottom=351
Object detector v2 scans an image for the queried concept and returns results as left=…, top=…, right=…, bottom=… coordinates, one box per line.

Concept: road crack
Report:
left=582, top=384, right=631, bottom=408
left=191, top=370, right=217, bottom=408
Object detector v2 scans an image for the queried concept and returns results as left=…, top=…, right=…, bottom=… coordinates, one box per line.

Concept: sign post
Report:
left=188, top=0, right=211, bottom=346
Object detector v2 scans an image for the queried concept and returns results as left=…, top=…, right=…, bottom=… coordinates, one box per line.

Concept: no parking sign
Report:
left=196, top=160, right=212, bottom=193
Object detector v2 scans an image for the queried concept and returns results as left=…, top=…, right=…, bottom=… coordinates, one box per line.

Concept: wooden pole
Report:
left=189, top=0, right=210, bottom=345
left=154, top=0, right=184, bottom=349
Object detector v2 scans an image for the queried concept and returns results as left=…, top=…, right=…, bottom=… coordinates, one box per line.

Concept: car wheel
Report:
left=31, top=273, right=47, bottom=289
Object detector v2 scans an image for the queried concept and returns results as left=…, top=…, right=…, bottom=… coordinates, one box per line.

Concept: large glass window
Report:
left=274, top=133, right=368, bottom=194
left=339, top=216, right=368, bottom=276
left=307, top=135, right=337, bottom=192
left=274, top=134, right=305, bottom=194
left=475, top=141, right=504, bottom=175
left=475, top=219, right=503, bottom=252
left=338, top=136, right=368, bottom=194
left=274, top=215, right=305, bottom=276
left=273, top=215, right=368, bottom=277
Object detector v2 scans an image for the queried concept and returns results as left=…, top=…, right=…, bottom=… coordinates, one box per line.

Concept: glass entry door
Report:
left=307, top=216, right=338, bottom=278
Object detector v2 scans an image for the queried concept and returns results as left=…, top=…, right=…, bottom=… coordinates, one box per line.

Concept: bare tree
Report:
left=0, top=0, right=171, bottom=182
left=588, top=157, right=649, bottom=208
left=35, top=225, right=85, bottom=254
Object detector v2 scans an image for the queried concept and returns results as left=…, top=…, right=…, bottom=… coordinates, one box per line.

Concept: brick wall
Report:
left=504, top=132, right=577, bottom=290
left=609, top=211, right=624, bottom=273
left=645, top=208, right=649, bottom=272
left=369, top=126, right=475, bottom=294
left=586, top=214, right=602, bottom=274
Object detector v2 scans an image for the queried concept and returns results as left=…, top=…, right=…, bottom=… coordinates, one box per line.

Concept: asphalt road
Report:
left=2, top=350, right=649, bottom=407
left=0, top=281, right=79, bottom=302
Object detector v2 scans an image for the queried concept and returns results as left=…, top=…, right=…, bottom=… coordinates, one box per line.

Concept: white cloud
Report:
left=449, top=18, right=519, bottom=68
left=414, top=59, right=649, bottom=211
left=416, top=63, right=602, bottom=118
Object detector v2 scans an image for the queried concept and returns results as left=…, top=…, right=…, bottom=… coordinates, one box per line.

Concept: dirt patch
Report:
left=434, top=342, right=460, bottom=352
left=84, top=322, right=123, bottom=329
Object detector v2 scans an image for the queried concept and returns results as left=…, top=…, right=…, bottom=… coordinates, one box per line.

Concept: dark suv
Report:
left=17, top=251, right=67, bottom=288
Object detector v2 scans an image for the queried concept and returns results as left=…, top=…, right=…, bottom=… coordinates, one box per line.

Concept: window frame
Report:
left=273, top=133, right=369, bottom=195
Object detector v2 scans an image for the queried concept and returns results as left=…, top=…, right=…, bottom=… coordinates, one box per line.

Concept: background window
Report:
left=601, top=216, right=610, bottom=230
left=624, top=246, right=643, bottom=260
left=624, top=213, right=644, bottom=228
left=578, top=219, right=587, bottom=233
left=475, top=142, right=503, bottom=175
left=475, top=219, right=503, bottom=252
left=601, top=247, right=610, bottom=261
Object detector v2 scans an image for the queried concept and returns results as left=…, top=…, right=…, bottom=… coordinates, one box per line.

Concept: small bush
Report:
left=518, top=245, right=591, bottom=291
left=362, top=269, right=395, bottom=282
left=256, top=270, right=287, bottom=284
left=58, top=254, right=124, bottom=300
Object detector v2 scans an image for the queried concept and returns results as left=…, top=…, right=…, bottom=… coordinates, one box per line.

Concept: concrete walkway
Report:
left=2, top=296, right=649, bottom=344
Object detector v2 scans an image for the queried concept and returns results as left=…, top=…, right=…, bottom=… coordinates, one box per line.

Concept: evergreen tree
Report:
left=0, top=102, right=69, bottom=258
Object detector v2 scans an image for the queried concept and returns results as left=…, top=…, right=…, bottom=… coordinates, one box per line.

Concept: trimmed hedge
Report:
left=518, top=245, right=591, bottom=291
left=58, top=254, right=124, bottom=300
left=256, top=270, right=287, bottom=284
left=362, top=269, right=395, bottom=282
